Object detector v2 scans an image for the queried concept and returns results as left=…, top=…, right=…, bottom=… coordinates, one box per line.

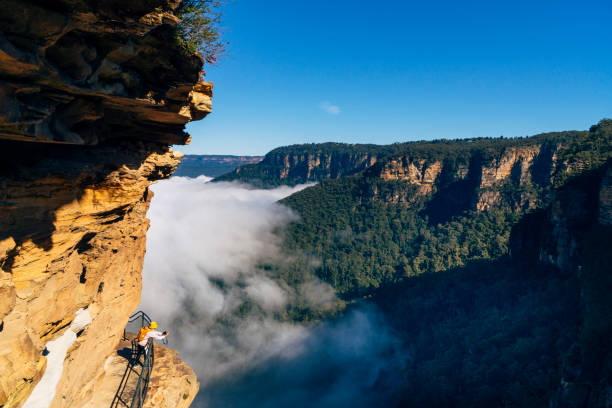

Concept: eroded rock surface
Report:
left=0, top=0, right=207, bottom=406
left=0, top=0, right=212, bottom=145
left=0, top=141, right=183, bottom=407
left=86, top=339, right=197, bottom=408
left=143, top=345, right=199, bottom=408
left=216, top=144, right=382, bottom=186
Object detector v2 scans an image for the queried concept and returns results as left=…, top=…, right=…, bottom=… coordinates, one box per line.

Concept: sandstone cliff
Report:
left=215, top=132, right=585, bottom=196
left=369, top=143, right=556, bottom=212
left=0, top=0, right=209, bottom=406
left=0, top=0, right=212, bottom=145
left=215, top=142, right=388, bottom=186
left=366, top=123, right=612, bottom=220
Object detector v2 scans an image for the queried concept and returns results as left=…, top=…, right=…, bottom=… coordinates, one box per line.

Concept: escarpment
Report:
left=276, top=122, right=610, bottom=296
left=509, top=161, right=612, bottom=407
left=0, top=141, right=184, bottom=407
left=0, top=0, right=209, bottom=406
left=215, top=143, right=386, bottom=186
left=216, top=131, right=585, bottom=198
left=370, top=143, right=556, bottom=212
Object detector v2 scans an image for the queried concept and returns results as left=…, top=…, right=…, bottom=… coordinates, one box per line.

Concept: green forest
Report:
left=224, top=120, right=612, bottom=407
left=281, top=176, right=520, bottom=296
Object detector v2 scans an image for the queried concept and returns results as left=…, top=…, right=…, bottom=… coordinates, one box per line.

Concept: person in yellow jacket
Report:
left=135, top=321, right=168, bottom=360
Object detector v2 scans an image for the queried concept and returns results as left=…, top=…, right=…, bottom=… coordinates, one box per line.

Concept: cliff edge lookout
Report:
left=108, top=311, right=156, bottom=408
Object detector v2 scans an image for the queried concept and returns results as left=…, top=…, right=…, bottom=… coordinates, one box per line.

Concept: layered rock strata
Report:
left=0, top=141, right=183, bottom=407
left=216, top=143, right=382, bottom=186
left=0, top=0, right=209, bottom=406
left=371, top=144, right=558, bottom=211
left=0, top=0, right=212, bottom=145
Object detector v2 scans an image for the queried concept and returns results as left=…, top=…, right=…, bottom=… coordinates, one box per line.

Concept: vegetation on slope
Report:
left=208, top=121, right=611, bottom=406
left=374, top=258, right=581, bottom=407
left=554, top=119, right=612, bottom=185
left=273, top=121, right=611, bottom=298
left=281, top=176, right=520, bottom=296
left=251, top=121, right=610, bottom=406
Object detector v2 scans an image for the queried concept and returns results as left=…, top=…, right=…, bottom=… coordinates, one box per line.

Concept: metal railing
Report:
left=123, top=311, right=152, bottom=341
left=111, top=311, right=155, bottom=408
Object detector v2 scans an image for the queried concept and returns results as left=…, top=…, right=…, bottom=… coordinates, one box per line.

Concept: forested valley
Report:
left=211, top=120, right=612, bottom=407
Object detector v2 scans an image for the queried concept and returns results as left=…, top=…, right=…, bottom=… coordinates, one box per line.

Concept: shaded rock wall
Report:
left=266, top=151, right=378, bottom=182
left=0, top=141, right=182, bottom=407
left=599, top=165, right=612, bottom=226
left=510, top=162, right=612, bottom=407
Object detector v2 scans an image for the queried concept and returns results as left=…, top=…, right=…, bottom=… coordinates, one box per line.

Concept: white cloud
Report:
left=139, top=176, right=323, bottom=383
left=319, top=101, right=341, bottom=115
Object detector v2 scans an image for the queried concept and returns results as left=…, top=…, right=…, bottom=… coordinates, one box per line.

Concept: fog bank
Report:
left=140, top=176, right=405, bottom=407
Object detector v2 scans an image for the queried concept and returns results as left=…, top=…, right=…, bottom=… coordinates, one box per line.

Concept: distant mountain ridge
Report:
left=214, top=142, right=402, bottom=186
left=174, top=154, right=263, bottom=178
left=213, top=131, right=586, bottom=187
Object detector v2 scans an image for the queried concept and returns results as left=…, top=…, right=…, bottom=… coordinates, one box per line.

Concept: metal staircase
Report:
left=111, top=311, right=155, bottom=408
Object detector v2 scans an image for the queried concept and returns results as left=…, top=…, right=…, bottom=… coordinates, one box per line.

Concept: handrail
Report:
left=111, top=311, right=155, bottom=408
left=128, top=337, right=154, bottom=408
left=123, top=311, right=152, bottom=341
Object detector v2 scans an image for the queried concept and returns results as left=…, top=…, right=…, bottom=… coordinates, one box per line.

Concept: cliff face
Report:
left=0, top=0, right=208, bottom=406
left=510, top=162, right=612, bottom=407
left=214, top=143, right=387, bottom=186
left=216, top=132, right=586, bottom=195
left=174, top=154, right=263, bottom=178
left=0, top=141, right=184, bottom=408
left=371, top=144, right=556, bottom=212
left=262, top=150, right=378, bottom=183
left=368, top=122, right=612, bottom=215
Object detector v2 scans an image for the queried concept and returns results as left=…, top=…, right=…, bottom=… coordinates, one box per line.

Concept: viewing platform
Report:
left=84, top=312, right=198, bottom=408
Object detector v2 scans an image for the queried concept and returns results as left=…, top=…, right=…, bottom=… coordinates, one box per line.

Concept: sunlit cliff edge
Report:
left=0, top=0, right=209, bottom=406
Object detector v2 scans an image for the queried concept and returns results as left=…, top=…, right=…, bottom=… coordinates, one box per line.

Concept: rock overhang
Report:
left=0, top=0, right=211, bottom=146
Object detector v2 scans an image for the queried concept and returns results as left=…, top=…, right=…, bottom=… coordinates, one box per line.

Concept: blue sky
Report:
left=180, top=0, right=612, bottom=155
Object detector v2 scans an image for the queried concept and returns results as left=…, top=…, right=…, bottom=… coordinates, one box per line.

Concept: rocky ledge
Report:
left=88, top=340, right=197, bottom=408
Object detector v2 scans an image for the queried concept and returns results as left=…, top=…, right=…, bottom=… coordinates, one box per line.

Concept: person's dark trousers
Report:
left=134, top=344, right=145, bottom=365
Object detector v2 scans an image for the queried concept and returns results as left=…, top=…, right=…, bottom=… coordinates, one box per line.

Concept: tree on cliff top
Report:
left=175, top=0, right=227, bottom=66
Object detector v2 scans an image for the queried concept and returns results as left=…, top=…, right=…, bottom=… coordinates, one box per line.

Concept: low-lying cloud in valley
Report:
left=140, top=176, right=404, bottom=407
